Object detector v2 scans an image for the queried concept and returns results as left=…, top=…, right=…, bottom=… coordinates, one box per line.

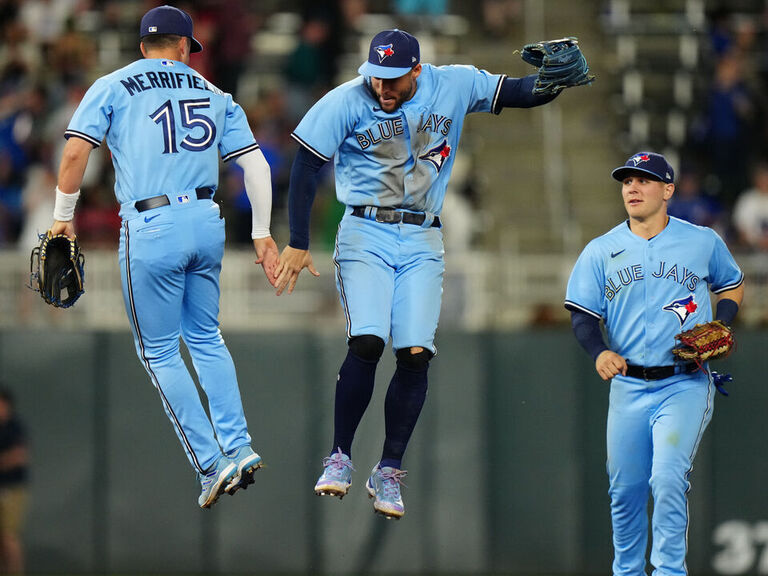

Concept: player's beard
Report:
left=370, top=79, right=416, bottom=112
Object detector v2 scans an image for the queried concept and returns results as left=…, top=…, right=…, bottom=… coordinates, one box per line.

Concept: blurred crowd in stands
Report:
left=672, top=2, right=768, bottom=253
left=5, top=0, right=768, bottom=256
left=0, top=0, right=348, bottom=251
left=0, top=0, right=519, bottom=254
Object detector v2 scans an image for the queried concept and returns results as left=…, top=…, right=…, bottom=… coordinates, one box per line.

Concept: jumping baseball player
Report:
left=565, top=152, right=744, bottom=574
left=273, top=29, right=591, bottom=519
left=48, top=5, right=278, bottom=509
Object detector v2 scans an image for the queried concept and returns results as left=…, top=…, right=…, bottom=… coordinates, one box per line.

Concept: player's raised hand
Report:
left=253, top=236, right=279, bottom=288
left=274, top=245, right=320, bottom=296
left=595, top=350, right=627, bottom=381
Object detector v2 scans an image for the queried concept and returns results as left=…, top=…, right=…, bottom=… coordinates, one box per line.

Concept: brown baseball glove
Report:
left=672, top=320, right=734, bottom=365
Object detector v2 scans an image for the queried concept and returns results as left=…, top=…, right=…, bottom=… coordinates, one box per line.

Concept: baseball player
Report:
left=565, top=152, right=744, bottom=575
left=48, top=5, right=278, bottom=509
left=274, top=29, right=588, bottom=519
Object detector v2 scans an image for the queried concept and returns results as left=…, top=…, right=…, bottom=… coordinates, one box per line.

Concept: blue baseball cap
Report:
left=358, top=29, right=420, bottom=79
left=611, top=151, right=675, bottom=183
left=140, top=5, right=203, bottom=53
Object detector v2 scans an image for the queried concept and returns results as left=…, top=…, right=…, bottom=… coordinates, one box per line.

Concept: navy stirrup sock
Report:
left=381, top=364, right=428, bottom=470
left=332, top=350, right=377, bottom=458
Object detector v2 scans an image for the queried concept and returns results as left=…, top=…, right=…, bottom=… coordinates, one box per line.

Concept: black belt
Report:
left=625, top=363, right=698, bottom=381
left=351, top=206, right=441, bottom=227
left=135, top=187, right=214, bottom=212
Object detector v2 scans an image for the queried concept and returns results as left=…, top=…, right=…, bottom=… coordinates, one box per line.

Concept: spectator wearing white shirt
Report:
left=733, top=161, right=768, bottom=250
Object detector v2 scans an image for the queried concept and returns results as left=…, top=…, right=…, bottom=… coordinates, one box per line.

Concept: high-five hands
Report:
left=253, top=236, right=280, bottom=288
left=274, top=245, right=320, bottom=295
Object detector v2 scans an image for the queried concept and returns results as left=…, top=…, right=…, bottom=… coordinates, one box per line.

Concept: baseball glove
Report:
left=29, top=231, right=85, bottom=308
left=520, top=37, right=595, bottom=96
left=672, top=320, right=734, bottom=366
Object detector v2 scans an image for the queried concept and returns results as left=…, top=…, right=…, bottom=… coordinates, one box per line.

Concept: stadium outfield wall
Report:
left=2, top=329, right=766, bottom=575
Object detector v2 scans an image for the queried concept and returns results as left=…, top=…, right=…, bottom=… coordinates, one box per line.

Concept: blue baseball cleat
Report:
left=314, top=448, right=355, bottom=498
left=198, top=456, right=237, bottom=509
left=225, top=445, right=263, bottom=495
left=366, top=464, right=407, bottom=519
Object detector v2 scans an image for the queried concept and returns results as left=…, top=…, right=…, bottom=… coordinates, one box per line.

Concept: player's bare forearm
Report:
left=253, top=236, right=279, bottom=288
left=51, top=137, right=92, bottom=238
left=274, top=245, right=320, bottom=296
left=57, top=137, right=92, bottom=193
left=595, top=350, right=627, bottom=381
left=717, top=283, right=744, bottom=308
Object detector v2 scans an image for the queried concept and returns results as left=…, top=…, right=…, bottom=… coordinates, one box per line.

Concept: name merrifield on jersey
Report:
left=605, top=261, right=700, bottom=300
left=120, top=68, right=224, bottom=97
left=355, top=113, right=453, bottom=150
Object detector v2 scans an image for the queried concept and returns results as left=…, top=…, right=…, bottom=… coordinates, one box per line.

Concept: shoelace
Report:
left=321, top=448, right=355, bottom=479
left=379, top=468, right=407, bottom=499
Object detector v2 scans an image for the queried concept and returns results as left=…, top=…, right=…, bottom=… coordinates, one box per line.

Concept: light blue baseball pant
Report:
left=607, top=371, right=714, bottom=576
left=333, top=212, right=445, bottom=353
left=118, top=195, right=251, bottom=474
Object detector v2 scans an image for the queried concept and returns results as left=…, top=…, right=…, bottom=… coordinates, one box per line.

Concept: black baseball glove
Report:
left=520, top=37, right=595, bottom=96
left=29, top=231, right=85, bottom=308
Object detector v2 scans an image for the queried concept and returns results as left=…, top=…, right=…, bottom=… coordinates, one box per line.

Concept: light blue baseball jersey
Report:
left=65, top=58, right=258, bottom=207
left=64, top=57, right=261, bottom=476
left=291, top=63, right=504, bottom=214
left=565, top=216, right=743, bottom=366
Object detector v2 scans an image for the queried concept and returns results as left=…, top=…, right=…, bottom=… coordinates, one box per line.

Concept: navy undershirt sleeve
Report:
left=494, top=74, right=559, bottom=112
left=715, top=298, right=739, bottom=325
left=288, top=146, right=328, bottom=250
left=570, top=310, right=608, bottom=361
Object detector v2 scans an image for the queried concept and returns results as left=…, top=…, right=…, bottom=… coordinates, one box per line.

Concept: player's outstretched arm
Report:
left=253, top=236, right=279, bottom=288
left=274, top=144, right=327, bottom=295
left=496, top=75, right=559, bottom=110
left=274, top=246, right=319, bottom=296
left=595, top=350, right=627, bottom=381
left=235, top=149, right=277, bottom=286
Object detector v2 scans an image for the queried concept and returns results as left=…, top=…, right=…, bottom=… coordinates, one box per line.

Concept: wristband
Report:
left=715, top=298, right=739, bottom=325
left=53, top=186, right=80, bottom=221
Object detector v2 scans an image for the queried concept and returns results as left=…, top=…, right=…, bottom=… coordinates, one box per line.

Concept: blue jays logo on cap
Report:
left=359, top=29, right=420, bottom=79
left=611, top=151, right=675, bottom=184
left=375, top=44, right=395, bottom=63
left=663, top=294, right=698, bottom=326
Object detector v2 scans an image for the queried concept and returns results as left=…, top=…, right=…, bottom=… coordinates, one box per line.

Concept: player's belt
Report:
left=134, top=187, right=214, bottom=212
left=351, top=206, right=441, bottom=227
left=625, top=363, right=698, bottom=381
